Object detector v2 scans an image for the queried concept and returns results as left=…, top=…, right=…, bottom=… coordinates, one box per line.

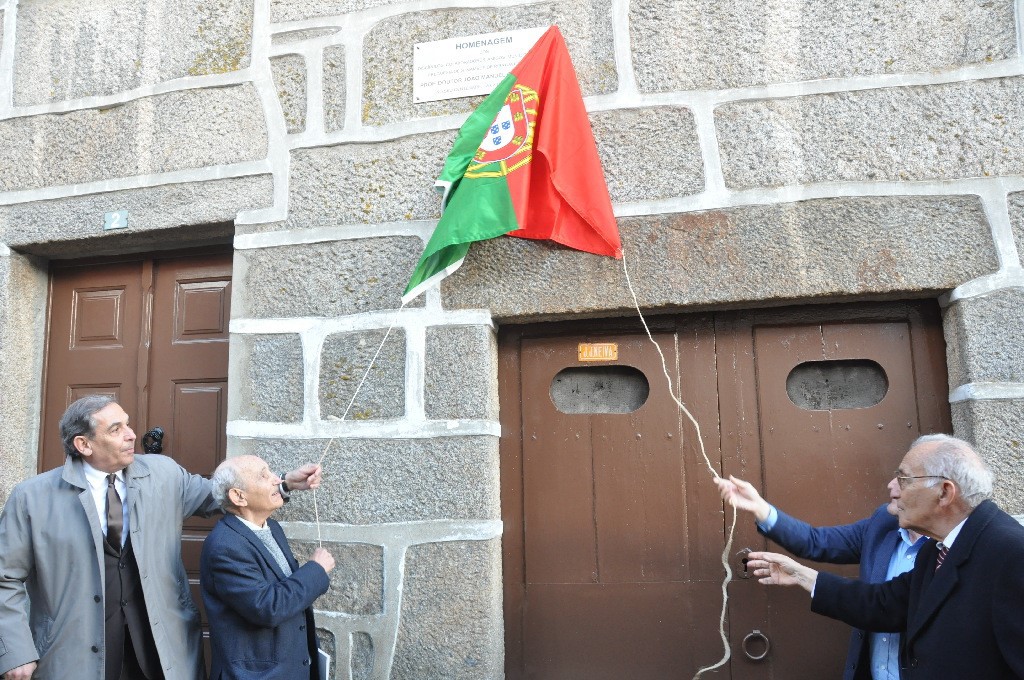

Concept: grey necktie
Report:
left=106, top=473, right=123, bottom=550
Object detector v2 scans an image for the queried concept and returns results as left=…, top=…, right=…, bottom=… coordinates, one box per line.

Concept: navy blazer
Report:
left=760, top=504, right=901, bottom=680
left=812, top=500, right=1024, bottom=679
left=200, top=514, right=330, bottom=680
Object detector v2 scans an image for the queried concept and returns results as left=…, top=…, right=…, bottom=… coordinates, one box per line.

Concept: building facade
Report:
left=1, top=0, right=1022, bottom=678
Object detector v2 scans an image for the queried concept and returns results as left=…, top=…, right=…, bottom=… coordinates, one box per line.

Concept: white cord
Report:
left=312, top=301, right=408, bottom=547
left=620, top=248, right=736, bottom=678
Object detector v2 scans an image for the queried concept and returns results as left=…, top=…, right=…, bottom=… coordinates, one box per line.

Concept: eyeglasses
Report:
left=893, top=472, right=948, bottom=489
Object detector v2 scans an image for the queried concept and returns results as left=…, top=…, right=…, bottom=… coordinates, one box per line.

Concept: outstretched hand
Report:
left=746, top=551, right=818, bottom=593
left=284, top=463, right=323, bottom=491
left=714, top=475, right=771, bottom=522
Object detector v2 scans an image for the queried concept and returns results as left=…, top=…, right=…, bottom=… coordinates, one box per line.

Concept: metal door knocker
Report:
left=142, top=427, right=164, bottom=454
left=742, top=629, right=770, bottom=661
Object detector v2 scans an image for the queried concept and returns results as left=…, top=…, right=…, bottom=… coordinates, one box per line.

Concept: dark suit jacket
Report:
left=200, top=514, right=330, bottom=680
left=760, top=503, right=901, bottom=680
left=812, top=500, right=1024, bottom=679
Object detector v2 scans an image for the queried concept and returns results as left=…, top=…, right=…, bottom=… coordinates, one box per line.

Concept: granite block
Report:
left=632, top=0, right=1015, bottom=92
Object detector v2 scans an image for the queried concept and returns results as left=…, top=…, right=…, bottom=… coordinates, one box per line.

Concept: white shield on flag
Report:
left=476, top=89, right=531, bottom=164
left=479, top=105, right=516, bottom=155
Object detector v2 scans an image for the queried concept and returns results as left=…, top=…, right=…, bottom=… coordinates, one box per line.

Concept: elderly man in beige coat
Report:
left=0, top=396, right=321, bottom=680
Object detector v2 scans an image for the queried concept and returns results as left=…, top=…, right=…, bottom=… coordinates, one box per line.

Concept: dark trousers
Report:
left=105, top=537, right=163, bottom=680
left=120, top=625, right=163, bottom=680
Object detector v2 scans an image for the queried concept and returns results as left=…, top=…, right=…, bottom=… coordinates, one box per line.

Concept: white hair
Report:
left=210, top=459, right=248, bottom=512
left=912, top=434, right=994, bottom=509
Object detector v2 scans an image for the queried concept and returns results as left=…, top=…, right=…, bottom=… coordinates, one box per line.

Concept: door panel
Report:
left=169, top=384, right=227, bottom=472
left=41, top=263, right=145, bottom=472
left=753, top=322, right=917, bottom=524
left=148, top=256, right=230, bottom=476
left=511, top=321, right=727, bottom=679
left=501, top=302, right=951, bottom=679
left=521, top=333, right=694, bottom=585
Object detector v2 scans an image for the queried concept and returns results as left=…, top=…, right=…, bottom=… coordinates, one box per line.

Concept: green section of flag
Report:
left=402, top=174, right=517, bottom=303
left=403, top=74, right=519, bottom=303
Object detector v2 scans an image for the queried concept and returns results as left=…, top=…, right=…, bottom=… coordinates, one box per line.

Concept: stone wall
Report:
left=1, top=0, right=1023, bottom=677
left=0, top=249, right=46, bottom=503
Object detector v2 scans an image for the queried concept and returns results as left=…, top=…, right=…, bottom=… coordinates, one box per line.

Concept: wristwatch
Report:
left=278, top=473, right=291, bottom=503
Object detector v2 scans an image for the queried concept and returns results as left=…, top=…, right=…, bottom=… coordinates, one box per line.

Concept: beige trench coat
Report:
left=0, top=454, right=220, bottom=679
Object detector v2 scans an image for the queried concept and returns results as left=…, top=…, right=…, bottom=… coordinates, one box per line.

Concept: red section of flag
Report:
left=504, top=26, right=622, bottom=258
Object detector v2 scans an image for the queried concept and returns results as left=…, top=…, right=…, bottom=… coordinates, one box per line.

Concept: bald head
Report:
left=211, top=455, right=271, bottom=512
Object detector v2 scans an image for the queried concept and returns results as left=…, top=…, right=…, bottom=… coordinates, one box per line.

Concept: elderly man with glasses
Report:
left=745, top=434, right=1024, bottom=679
left=716, top=449, right=928, bottom=680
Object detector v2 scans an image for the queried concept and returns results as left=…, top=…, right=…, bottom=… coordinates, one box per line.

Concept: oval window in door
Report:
left=550, top=365, right=650, bottom=414
left=786, top=359, right=888, bottom=410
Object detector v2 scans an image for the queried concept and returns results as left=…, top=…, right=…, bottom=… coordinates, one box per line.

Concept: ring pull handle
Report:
left=742, top=629, right=770, bottom=661
left=736, top=547, right=752, bottom=579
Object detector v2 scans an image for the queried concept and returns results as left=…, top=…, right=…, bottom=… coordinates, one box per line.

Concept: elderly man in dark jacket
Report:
left=746, top=435, right=1024, bottom=679
left=200, top=455, right=335, bottom=680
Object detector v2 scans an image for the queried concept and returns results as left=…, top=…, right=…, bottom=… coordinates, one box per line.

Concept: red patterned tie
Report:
left=935, top=544, right=949, bottom=570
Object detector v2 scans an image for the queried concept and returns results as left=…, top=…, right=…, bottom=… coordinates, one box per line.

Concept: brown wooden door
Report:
left=718, top=303, right=950, bottom=679
left=502, top=318, right=727, bottom=679
left=500, top=302, right=951, bottom=679
left=40, top=250, right=232, bottom=660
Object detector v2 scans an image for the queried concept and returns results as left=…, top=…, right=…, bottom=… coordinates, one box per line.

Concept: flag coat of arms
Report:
left=403, top=25, right=622, bottom=303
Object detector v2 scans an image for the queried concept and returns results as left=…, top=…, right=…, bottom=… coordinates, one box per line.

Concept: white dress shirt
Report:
left=82, top=462, right=128, bottom=547
left=938, top=516, right=969, bottom=551
left=236, top=515, right=267, bottom=531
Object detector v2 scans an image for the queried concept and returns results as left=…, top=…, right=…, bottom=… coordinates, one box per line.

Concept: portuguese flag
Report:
left=402, top=25, right=622, bottom=303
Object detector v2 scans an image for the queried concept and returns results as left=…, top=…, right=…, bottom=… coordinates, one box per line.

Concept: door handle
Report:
left=142, top=427, right=164, bottom=454
left=742, top=629, right=770, bottom=661
left=736, top=547, right=752, bottom=579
